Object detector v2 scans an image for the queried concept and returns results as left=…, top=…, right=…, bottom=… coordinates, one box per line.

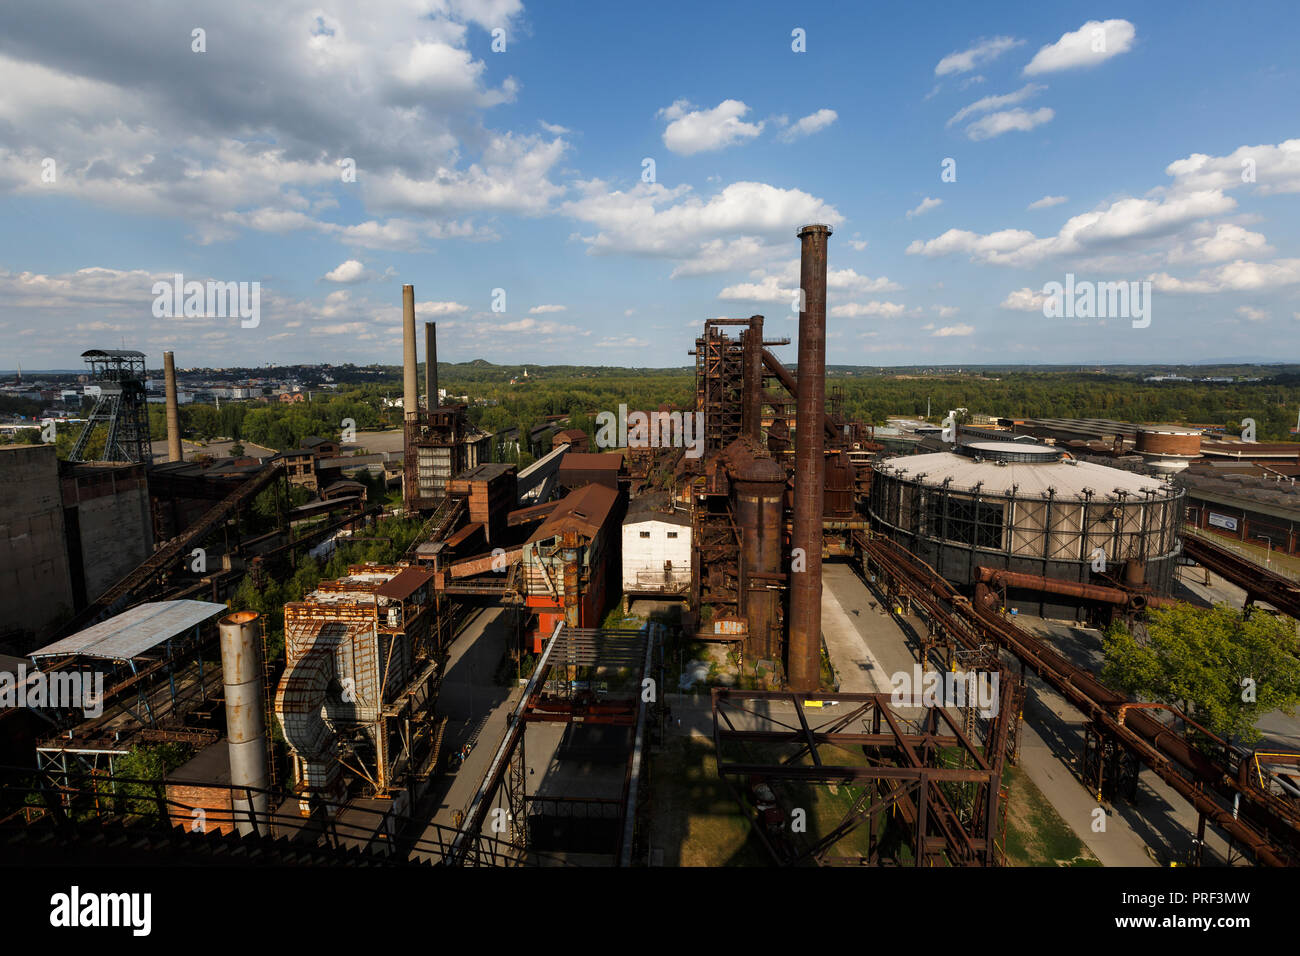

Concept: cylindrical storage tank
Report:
left=868, top=442, right=1184, bottom=621
left=219, top=611, right=270, bottom=837
left=729, top=450, right=787, bottom=662
left=1135, top=425, right=1201, bottom=474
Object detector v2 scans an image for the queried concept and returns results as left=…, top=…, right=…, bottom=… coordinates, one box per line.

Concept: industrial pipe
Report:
left=163, top=351, right=182, bottom=463
left=219, top=611, right=270, bottom=837
left=402, top=284, right=418, bottom=421
left=788, top=223, right=831, bottom=692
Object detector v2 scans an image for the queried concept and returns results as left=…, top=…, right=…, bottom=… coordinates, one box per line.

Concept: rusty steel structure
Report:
left=1182, top=531, right=1300, bottom=619
left=788, top=223, right=831, bottom=692
left=448, top=621, right=659, bottom=867
left=856, top=529, right=1300, bottom=866
left=713, top=681, right=1017, bottom=866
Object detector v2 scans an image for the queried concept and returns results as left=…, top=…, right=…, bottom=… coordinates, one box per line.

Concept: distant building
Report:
left=621, top=494, right=690, bottom=600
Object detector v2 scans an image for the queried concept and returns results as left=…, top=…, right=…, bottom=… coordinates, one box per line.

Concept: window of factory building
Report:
left=640, top=531, right=650, bottom=538
left=667, top=531, right=678, bottom=538
left=928, top=495, right=1005, bottom=550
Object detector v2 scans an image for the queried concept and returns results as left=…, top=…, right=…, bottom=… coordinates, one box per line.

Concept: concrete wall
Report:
left=621, top=518, right=691, bottom=591
left=61, top=463, right=153, bottom=604
left=0, top=445, right=75, bottom=643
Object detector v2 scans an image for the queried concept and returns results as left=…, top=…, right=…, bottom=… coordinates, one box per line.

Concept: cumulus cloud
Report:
left=931, top=324, right=975, bottom=337
left=1149, top=259, right=1300, bottom=294
left=1165, top=140, right=1300, bottom=196
left=528, top=304, right=566, bottom=314
left=1028, top=195, right=1068, bottom=210
left=719, top=262, right=899, bottom=303
left=1167, top=224, right=1271, bottom=264
left=658, top=99, right=764, bottom=155
left=323, top=259, right=369, bottom=283
left=935, top=36, right=1023, bottom=76
left=1023, top=19, right=1136, bottom=75
left=564, top=179, right=842, bottom=266
left=1001, top=287, right=1048, bottom=311
left=1235, top=305, right=1269, bottom=322
left=908, top=189, right=1235, bottom=267
left=0, top=1, right=553, bottom=245
left=964, top=107, right=1054, bottom=141
left=778, top=108, right=838, bottom=142
left=906, top=197, right=942, bottom=219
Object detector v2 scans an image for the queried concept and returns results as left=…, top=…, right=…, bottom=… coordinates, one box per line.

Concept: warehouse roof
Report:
left=530, top=483, right=620, bottom=542
left=31, top=600, right=227, bottom=661
left=373, top=566, right=434, bottom=600
left=875, top=450, right=1172, bottom=500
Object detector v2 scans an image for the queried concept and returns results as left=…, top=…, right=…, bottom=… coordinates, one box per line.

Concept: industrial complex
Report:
left=2, top=225, right=1300, bottom=876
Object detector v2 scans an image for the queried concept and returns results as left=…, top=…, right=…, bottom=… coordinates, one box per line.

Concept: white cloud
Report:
left=1149, top=259, right=1300, bottom=294
left=1236, top=305, right=1269, bottom=322
left=658, top=99, right=764, bottom=155
left=778, top=108, right=838, bottom=142
left=947, top=83, right=1045, bottom=126
left=935, top=36, right=1023, bottom=76
left=1028, top=195, right=1068, bottom=210
left=1165, top=140, right=1300, bottom=196
left=564, top=179, right=843, bottom=263
left=848, top=239, right=869, bottom=251
left=539, top=120, right=571, bottom=135
left=831, top=301, right=906, bottom=318
left=1168, top=224, right=1271, bottom=264
left=323, top=259, right=368, bottom=283
left=906, top=197, right=942, bottom=219
left=965, top=107, right=1054, bottom=141
left=934, top=305, right=959, bottom=318
left=719, top=262, right=899, bottom=303
left=1024, top=19, right=1137, bottom=75
left=528, top=304, right=566, bottom=314
left=931, top=324, right=975, bottom=337
left=1001, top=287, right=1047, bottom=311
left=908, top=189, right=1235, bottom=267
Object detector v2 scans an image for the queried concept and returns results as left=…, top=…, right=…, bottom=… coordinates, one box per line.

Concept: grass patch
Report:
left=1002, top=764, right=1101, bottom=867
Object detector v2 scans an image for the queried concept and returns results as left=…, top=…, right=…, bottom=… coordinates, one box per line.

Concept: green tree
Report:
left=1102, top=603, right=1300, bottom=746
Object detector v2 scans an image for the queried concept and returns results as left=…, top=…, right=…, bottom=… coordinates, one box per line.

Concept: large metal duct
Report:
left=425, top=321, right=439, bottom=410
left=163, top=350, right=182, bottom=462
left=402, top=284, right=418, bottom=421
left=727, top=442, right=786, bottom=661
left=788, top=223, right=831, bottom=691
left=218, top=611, right=269, bottom=836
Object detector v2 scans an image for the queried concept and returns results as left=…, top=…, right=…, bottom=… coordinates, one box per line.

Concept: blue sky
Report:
left=1, top=0, right=1298, bottom=370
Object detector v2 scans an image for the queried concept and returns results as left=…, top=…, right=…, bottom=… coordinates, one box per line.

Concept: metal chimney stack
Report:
left=218, top=611, right=270, bottom=836
left=402, top=285, right=418, bottom=421
left=788, top=224, right=831, bottom=692
left=425, top=321, right=438, bottom=410
left=163, top=350, right=182, bottom=462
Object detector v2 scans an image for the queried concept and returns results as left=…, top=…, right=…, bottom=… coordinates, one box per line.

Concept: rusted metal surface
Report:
left=726, top=439, right=786, bottom=662
left=858, top=529, right=1300, bottom=866
left=425, top=321, right=438, bottom=410
left=218, top=611, right=269, bottom=835
left=788, top=223, right=831, bottom=692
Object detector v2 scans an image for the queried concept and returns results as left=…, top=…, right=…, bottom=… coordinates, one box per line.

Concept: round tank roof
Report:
left=875, top=449, right=1173, bottom=499
left=959, top=441, right=1061, bottom=464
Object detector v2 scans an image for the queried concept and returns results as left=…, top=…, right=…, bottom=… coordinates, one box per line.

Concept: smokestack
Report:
left=788, top=224, right=831, bottom=692
left=219, top=611, right=270, bottom=836
left=402, top=284, right=417, bottom=421
left=163, top=351, right=182, bottom=463
left=742, top=315, right=763, bottom=441
left=425, top=321, right=438, bottom=410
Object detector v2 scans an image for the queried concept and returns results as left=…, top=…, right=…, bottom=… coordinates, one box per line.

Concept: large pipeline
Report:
left=219, top=611, right=270, bottom=836
left=860, top=533, right=1296, bottom=866
left=788, top=223, right=831, bottom=692
left=973, top=566, right=1174, bottom=610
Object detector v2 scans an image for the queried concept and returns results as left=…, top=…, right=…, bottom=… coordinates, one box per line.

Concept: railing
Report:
left=1183, top=524, right=1300, bottom=584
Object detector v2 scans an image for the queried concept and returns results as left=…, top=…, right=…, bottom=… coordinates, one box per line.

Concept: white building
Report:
left=621, top=495, right=691, bottom=597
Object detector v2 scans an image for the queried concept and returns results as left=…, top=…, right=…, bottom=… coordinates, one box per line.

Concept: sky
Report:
left=1, top=0, right=1298, bottom=371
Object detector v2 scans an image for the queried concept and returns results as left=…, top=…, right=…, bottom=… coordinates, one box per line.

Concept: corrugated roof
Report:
left=530, top=483, right=620, bottom=542
left=373, top=566, right=434, bottom=600
left=876, top=450, right=1171, bottom=500
left=31, top=600, right=227, bottom=661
